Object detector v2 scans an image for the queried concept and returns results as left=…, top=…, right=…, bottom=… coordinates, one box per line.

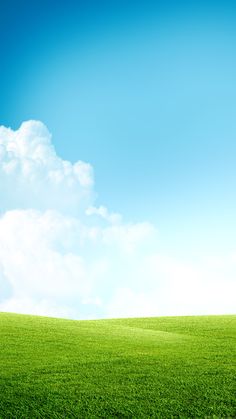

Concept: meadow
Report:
left=0, top=313, right=235, bottom=418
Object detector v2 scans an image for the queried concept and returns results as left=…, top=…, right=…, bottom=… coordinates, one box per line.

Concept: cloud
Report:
left=0, top=122, right=156, bottom=318
left=86, top=205, right=122, bottom=224
left=0, top=297, right=75, bottom=319
left=0, top=121, right=93, bottom=215
left=0, top=121, right=235, bottom=319
left=107, top=254, right=236, bottom=318
left=0, top=211, right=89, bottom=301
left=0, top=207, right=156, bottom=318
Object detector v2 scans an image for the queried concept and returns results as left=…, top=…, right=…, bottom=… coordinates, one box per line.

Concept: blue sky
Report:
left=0, top=0, right=235, bottom=318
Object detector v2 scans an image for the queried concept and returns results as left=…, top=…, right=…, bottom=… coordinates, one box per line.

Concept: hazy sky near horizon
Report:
left=0, top=0, right=235, bottom=318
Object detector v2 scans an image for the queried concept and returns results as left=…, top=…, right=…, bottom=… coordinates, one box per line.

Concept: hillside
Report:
left=0, top=313, right=235, bottom=418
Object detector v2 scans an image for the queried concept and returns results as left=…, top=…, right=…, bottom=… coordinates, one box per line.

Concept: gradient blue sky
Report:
left=0, top=0, right=236, bottom=317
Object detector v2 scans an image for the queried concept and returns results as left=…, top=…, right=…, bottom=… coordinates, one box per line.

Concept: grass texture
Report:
left=0, top=313, right=235, bottom=418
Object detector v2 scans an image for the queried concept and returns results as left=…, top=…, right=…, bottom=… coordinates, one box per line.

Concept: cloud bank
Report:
left=0, top=121, right=235, bottom=319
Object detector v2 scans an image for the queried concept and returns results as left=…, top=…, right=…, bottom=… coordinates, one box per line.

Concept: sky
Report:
left=0, top=0, right=235, bottom=319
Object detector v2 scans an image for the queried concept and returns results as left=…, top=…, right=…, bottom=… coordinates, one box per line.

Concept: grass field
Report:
left=0, top=313, right=235, bottom=418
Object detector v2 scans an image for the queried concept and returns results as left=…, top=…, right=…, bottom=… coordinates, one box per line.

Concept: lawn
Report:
left=0, top=313, right=235, bottom=418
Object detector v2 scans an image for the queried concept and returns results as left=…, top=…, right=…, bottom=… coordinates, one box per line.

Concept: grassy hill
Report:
left=0, top=313, right=235, bottom=418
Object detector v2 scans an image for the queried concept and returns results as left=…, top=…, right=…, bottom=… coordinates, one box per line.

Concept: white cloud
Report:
left=0, top=121, right=234, bottom=319
left=0, top=207, right=156, bottom=318
left=0, top=297, right=75, bottom=319
left=0, top=210, right=89, bottom=300
left=106, top=288, right=159, bottom=319
left=107, top=254, right=236, bottom=318
left=86, top=205, right=122, bottom=224
left=0, top=121, right=93, bottom=215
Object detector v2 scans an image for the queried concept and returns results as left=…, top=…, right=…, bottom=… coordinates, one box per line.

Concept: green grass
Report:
left=0, top=313, right=235, bottom=418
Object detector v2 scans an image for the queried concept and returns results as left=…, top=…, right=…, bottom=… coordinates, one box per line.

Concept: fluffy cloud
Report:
left=0, top=207, right=157, bottom=318
left=0, top=121, right=158, bottom=318
left=0, top=121, right=235, bottom=319
left=0, top=121, right=93, bottom=215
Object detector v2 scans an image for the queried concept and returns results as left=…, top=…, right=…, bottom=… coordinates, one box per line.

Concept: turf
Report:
left=0, top=313, right=235, bottom=418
